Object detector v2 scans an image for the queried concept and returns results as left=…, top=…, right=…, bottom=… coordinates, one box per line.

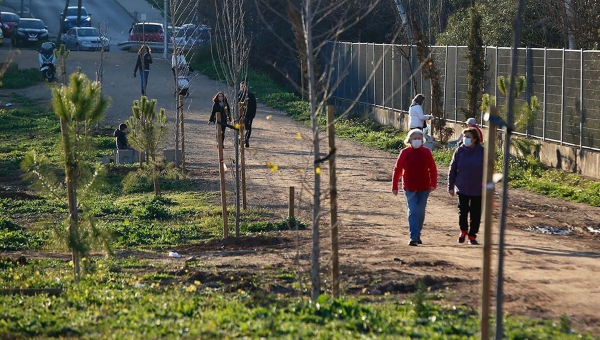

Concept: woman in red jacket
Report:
left=392, top=129, right=438, bottom=246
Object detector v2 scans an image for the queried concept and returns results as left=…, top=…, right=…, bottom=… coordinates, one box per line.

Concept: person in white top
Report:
left=171, top=48, right=189, bottom=77
left=408, top=94, right=433, bottom=130
left=177, top=75, right=190, bottom=97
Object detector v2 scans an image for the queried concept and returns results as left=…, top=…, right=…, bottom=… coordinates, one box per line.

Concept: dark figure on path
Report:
left=133, top=45, right=153, bottom=95
left=238, top=81, right=256, bottom=148
left=448, top=127, right=485, bottom=245
left=209, top=92, right=232, bottom=144
left=114, top=123, right=132, bottom=150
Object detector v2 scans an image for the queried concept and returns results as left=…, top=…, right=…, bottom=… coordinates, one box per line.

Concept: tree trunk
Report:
left=304, top=0, right=321, bottom=302
left=59, top=116, right=80, bottom=279
left=76, top=0, right=82, bottom=27
left=58, top=0, right=70, bottom=40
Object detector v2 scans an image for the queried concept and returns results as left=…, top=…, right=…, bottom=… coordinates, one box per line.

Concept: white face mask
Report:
left=463, top=138, right=472, bottom=147
left=411, top=139, right=423, bottom=148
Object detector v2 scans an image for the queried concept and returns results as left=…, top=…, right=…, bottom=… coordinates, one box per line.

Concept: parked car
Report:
left=11, top=18, right=49, bottom=47
left=0, top=29, right=3, bottom=46
left=128, top=22, right=164, bottom=43
left=170, top=24, right=211, bottom=49
left=0, top=12, right=20, bottom=38
left=61, top=6, right=92, bottom=33
left=62, top=27, right=109, bottom=51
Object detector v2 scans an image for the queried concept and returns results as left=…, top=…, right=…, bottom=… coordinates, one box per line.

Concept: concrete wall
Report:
left=334, top=98, right=600, bottom=180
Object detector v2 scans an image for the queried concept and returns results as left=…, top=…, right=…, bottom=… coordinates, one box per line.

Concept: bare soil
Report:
left=2, top=50, right=600, bottom=335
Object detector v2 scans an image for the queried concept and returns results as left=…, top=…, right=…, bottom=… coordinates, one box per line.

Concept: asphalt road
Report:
left=13, top=0, right=134, bottom=50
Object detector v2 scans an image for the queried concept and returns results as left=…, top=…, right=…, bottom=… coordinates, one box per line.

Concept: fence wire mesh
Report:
left=328, top=42, right=600, bottom=150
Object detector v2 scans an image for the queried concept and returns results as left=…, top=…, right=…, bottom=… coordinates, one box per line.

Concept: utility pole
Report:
left=163, top=0, right=168, bottom=58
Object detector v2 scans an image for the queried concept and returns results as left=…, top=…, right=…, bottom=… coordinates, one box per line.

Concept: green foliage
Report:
left=481, top=75, right=539, bottom=132
left=0, top=100, right=60, bottom=177
left=0, top=217, right=46, bottom=250
left=22, top=71, right=111, bottom=278
left=432, top=148, right=455, bottom=166
left=0, top=68, right=43, bottom=89
left=436, top=1, right=553, bottom=47
left=0, top=258, right=594, bottom=339
left=128, top=96, right=168, bottom=163
left=243, top=217, right=308, bottom=233
left=128, top=96, right=170, bottom=196
left=493, top=145, right=600, bottom=206
left=463, top=5, right=486, bottom=120
left=132, top=196, right=175, bottom=220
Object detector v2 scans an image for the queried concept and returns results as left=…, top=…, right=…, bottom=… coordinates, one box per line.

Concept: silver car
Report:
left=62, top=27, right=109, bottom=51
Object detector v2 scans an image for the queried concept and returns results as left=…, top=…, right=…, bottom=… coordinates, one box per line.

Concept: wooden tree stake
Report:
left=327, top=104, right=339, bottom=298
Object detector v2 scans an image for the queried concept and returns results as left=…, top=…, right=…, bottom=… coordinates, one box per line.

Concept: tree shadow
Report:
left=508, top=245, right=600, bottom=259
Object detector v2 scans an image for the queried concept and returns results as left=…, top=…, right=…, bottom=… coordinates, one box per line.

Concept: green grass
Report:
left=0, top=257, right=595, bottom=339
left=1, top=68, right=44, bottom=89
left=0, top=96, right=291, bottom=251
left=0, top=94, right=596, bottom=338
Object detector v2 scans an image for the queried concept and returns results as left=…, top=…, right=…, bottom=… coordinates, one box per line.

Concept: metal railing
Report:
left=328, top=42, right=600, bottom=151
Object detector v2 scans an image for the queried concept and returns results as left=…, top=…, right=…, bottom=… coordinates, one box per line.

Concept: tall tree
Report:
left=213, top=0, right=251, bottom=236
left=59, top=0, right=71, bottom=40
left=463, top=5, right=485, bottom=120
left=23, top=71, right=110, bottom=279
left=255, top=0, right=386, bottom=300
left=76, top=0, right=82, bottom=27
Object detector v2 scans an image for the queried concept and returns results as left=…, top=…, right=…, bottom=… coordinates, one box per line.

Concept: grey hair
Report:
left=404, top=128, right=424, bottom=144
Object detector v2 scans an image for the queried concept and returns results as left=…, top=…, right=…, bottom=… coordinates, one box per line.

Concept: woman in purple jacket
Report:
left=447, top=127, right=484, bottom=245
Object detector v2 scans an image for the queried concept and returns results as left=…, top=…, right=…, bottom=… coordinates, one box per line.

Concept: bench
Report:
left=114, top=149, right=141, bottom=165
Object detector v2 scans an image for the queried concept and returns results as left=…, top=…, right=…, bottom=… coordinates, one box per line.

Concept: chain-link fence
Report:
left=329, top=42, right=600, bottom=151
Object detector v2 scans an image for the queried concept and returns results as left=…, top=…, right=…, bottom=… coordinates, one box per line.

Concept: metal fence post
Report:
left=543, top=47, right=547, bottom=141
left=373, top=43, right=376, bottom=107
left=443, top=45, right=448, bottom=118
left=482, top=46, right=488, bottom=125
left=561, top=48, right=565, bottom=145
left=525, top=46, right=531, bottom=137
left=390, top=44, right=394, bottom=110
left=455, top=45, right=458, bottom=121
left=495, top=46, right=499, bottom=101
left=400, top=49, right=404, bottom=111
left=382, top=44, right=385, bottom=109
left=580, top=49, right=584, bottom=149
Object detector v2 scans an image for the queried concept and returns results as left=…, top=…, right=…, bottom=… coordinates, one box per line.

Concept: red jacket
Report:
left=392, top=146, right=438, bottom=192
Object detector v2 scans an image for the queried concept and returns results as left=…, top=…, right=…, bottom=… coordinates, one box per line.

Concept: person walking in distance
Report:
left=171, top=48, right=191, bottom=78
left=238, top=81, right=257, bottom=148
left=391, top=129, right=438, bottom=246
left=448, top=127, right=484, bottom=245
left=408, top=93, right=433, bottom=130
left=208, top=92, right=232, bottom=145
left=133, top=45, right=153, bottom=96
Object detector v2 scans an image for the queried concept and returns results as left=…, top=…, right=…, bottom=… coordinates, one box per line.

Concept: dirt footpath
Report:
left=2, top=50, right=600, bottom=334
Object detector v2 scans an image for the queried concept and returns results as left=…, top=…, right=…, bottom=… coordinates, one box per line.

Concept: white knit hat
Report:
left=466, top=117, right=477, bottom=125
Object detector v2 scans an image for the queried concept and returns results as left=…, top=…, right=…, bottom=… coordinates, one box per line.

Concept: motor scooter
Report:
left=38, top=42, right=57, bottom=81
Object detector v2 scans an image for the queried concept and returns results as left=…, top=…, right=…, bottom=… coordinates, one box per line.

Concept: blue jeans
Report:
left=403, top=189, right=430, bottom=240
left=140, top=70, right=150, bottom=95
